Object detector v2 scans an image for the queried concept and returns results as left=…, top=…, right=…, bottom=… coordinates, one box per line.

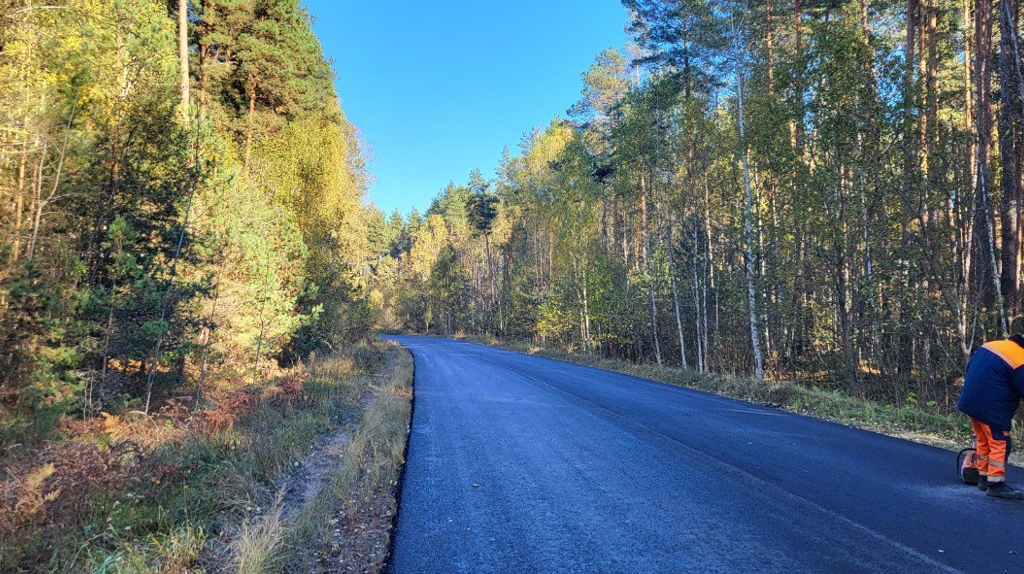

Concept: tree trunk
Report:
left=12, top=132, right=28, bottom=263
left=976, top=0, right=1010, bottom=334
left=703, top=178, right=714, bottom=371
left=667, top=220, right=688, bottom=369
left=484, top=231, right=495, bottom=301
left=178, top=0, right=190, bottom=127
left=926, top=0, right=938, bottom=210
left=95, top=275, right=117, bottom=419
left=199, top=45, right=209, bottom=119
left=793, top=0, right=806, bottom=157
left=960, top=0, right=977, bottom=358
left=649, top=283, right=662, bottom=365
left=582, top=261, right=592, bottom=350
left=766, top=0, right=775, bottom=95
left=738, top=70, right=765, bottom=381
left=999, top=0, right=1023, bottom=328
left=28, top=101, right=75, bottom=261
left=903, top=0, right=919, bottom=205
left=27, top=176, right=43, bottom=261
left=639, top=170, right=649, bottom=269
left=691, top=215, right=705, bottom=373
left=244, top=73, right=257, bottom=169
left=198, top=1, right=213, bottom=120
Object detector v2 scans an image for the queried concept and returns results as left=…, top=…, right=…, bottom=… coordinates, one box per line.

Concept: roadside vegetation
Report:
left=0, top=2, right=416, bottom=572
left=286, top=344, right=413, bottom=573
left=0, top=340, right=412, bottom=573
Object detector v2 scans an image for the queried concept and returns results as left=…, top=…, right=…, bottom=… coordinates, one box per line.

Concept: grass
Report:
left=233, top=496, right=286, bottom=574
left=286, top=343, right=413, bottom=573
left=0, top=340, right=414, bottom=574
left=457, top=335, right=1024, bottom=459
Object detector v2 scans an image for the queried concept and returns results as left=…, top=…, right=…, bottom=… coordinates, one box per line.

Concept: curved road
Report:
left=387, top=336, right=1023, bottom=574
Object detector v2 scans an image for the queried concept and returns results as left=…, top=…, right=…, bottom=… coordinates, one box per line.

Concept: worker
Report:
left=957, top=334, right=1024, bottom=500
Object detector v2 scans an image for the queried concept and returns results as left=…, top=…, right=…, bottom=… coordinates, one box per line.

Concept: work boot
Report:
left=978, top=476, right=989, bottom=492
left=985, top=482, right=1024, bottom=500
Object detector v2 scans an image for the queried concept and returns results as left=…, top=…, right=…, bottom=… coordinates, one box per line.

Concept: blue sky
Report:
left=305, top=1, right=630, bottom=215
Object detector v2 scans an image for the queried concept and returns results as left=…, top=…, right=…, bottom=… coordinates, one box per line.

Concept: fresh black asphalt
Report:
left=386, top=336, right=1024, bottom=574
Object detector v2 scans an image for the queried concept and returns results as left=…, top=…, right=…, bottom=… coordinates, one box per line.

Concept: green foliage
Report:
left=466, top=189, right=500, bottom=236
left=0, top=0, right=373, bottom=443
left=0, top=345, right=399, bottom=573
left=367, top=0, right=1022, bottom=417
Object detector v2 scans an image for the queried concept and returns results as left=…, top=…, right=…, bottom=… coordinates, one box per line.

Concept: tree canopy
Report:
left=365, top=0, right=1024, bottom=411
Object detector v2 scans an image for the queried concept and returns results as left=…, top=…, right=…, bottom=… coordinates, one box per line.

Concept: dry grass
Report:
left=232, top=496, right=286, bottom=574
left=287, top=344, right=413, bottom=573
left=0, top=341, right=407, bottom=574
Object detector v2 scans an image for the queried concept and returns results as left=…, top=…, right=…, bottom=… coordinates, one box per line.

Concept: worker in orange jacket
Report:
left=957, top=335, right=1024, bottom=500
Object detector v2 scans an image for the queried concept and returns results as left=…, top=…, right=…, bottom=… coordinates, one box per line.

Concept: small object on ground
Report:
left=472, top=483, right=480, bottom=488
left=958, top=446, right=980, bottom=485
left=986, top=482, right=1024, bottom=500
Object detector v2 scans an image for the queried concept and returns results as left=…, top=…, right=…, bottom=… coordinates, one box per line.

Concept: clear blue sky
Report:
left=305, top=1, right=630, bottom=215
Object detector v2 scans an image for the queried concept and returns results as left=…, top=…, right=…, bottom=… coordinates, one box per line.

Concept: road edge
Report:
left=380, top=341, right=415, bottom=574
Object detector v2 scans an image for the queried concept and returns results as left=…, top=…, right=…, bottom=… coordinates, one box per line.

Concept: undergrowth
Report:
left=0, top=340, right=409, bottom=574
left=287, top=344, right=413, bottom=573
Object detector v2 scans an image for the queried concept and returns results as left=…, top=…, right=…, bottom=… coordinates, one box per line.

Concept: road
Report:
left=386, top=336, right=1024, bottom=574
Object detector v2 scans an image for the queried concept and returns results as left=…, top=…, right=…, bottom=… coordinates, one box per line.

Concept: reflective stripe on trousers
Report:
left=970, top=417, right=1011, bottom=482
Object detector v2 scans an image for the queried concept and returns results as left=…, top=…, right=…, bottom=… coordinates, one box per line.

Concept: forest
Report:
left=366, top=0, right=1024, bottom=410
left=0, top=0, right=373, bottom=441
left=3, top=0, right=1024, bottom=570
left=0, top=2, right=415, bottom=571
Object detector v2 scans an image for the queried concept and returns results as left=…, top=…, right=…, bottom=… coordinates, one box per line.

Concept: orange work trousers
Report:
left=971, top=417, right=1011, bottom=483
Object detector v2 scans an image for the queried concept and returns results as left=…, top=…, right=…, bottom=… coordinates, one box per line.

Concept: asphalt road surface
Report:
left=386, top=336, right=1024, bottom=574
